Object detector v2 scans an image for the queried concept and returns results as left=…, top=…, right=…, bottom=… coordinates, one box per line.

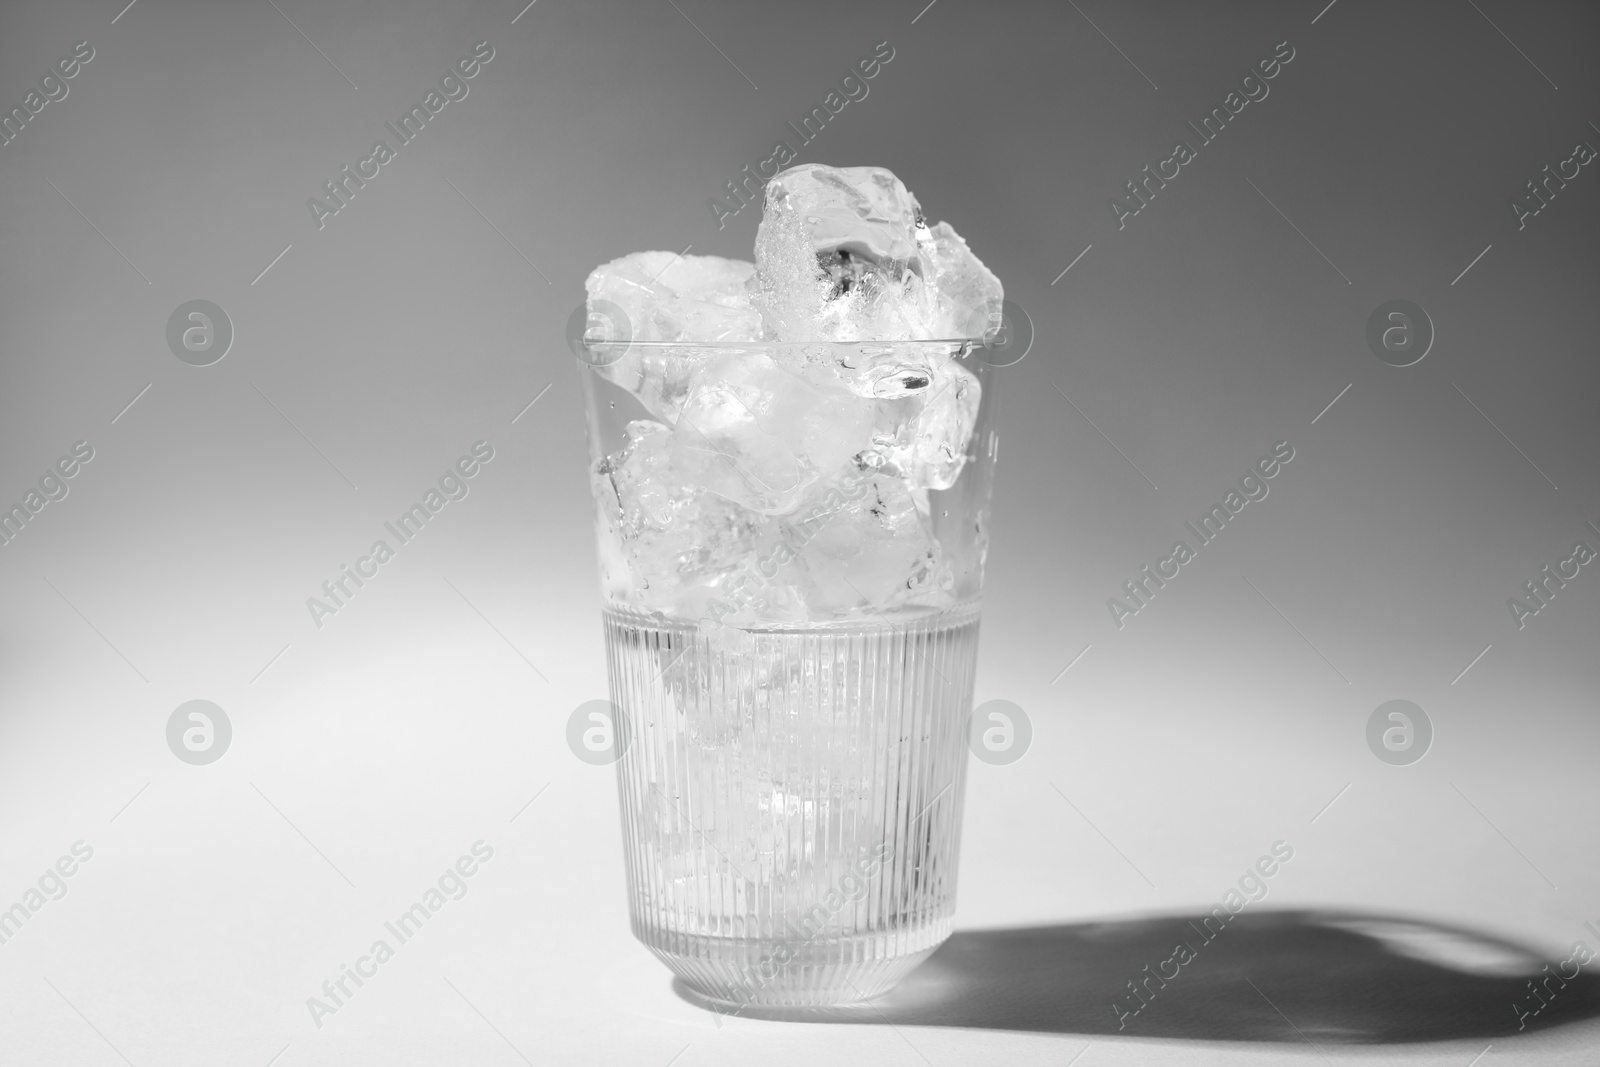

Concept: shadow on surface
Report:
left=677, top=910, right=1600, bottom=1043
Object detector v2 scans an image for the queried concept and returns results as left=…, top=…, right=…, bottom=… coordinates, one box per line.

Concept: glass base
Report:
left=665, top=941, right=941, bottom=1011
left=604, top=603, right=980, bottom=1008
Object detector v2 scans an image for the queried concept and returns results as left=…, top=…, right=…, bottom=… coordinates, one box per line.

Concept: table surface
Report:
left=1, top=1, right=1597, bottom=1064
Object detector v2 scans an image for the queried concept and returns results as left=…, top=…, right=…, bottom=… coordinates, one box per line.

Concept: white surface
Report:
left=2, top=607, right=1596, bottom=1066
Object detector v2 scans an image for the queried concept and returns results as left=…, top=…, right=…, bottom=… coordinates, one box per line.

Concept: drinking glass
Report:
left=578, top=336, right=1001, bottom=1008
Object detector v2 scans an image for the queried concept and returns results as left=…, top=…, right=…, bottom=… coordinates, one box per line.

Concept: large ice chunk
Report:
left=595, top=419, right=766, bottom=617
left=752, top=164, right=1004, bottom=346
left=670, top=352, right=874, bottom=515
left=754, top=165, right=940, bottom=343
left=586, top=251, right=762, bottom=342
left=868, top=356, right=981, bottom=491
left=771, top=164, right=927, bottom=268
left=794, top=474, right=950, bottom=615
left=585, top=252, right=763, bottom=421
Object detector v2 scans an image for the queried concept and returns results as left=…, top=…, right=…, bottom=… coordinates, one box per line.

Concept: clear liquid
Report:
left=604, top=604, right=981, bottom=1007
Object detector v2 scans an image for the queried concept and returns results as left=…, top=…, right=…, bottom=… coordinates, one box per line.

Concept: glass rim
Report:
left=577, top=337, right=988, bottom=351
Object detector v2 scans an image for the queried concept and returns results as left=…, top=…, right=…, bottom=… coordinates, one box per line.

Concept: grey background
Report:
left=1, top=0, right=1596, bottom=1064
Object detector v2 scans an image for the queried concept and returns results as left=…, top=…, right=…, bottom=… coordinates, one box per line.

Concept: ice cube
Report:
left=862, top=355, right=981, bottom=491
left=750, top=194, right=829, bottom=342
left=769, top=163, right=926, bottom=269
left=794, top=474, right=951, bottom=616
left=585, top=252, right=763, bottom=421
left=594, top=419, right=768, bottom=616
left=670, top=352, right=874, bottom=515
left=586, top=251, right=762, bottom=343
left=754, top=165, right=940, bottom=342
left=925, top=221, right=1004, bottom=338
left=907, top=357, right=982, bottom=490
left=757, top=342, right=936, bottom=405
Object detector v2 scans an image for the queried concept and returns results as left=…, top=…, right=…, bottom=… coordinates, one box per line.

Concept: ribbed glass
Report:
left=604, top=603, right=981, bottom=1008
